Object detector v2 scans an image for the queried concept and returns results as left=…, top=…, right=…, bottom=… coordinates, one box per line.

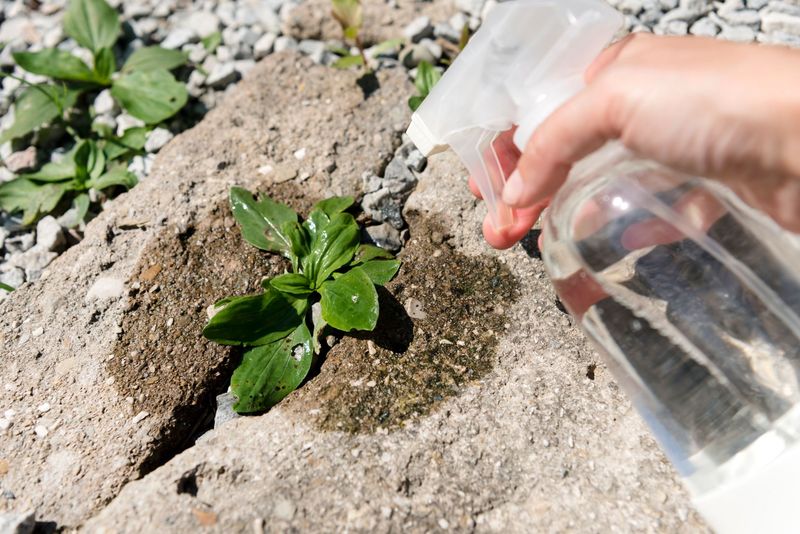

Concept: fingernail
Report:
left=503, top=169, right=525, bottom=206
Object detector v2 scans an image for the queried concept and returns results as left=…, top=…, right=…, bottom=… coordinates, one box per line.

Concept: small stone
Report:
left=116, top=114, right=145, bottom=136
left=298, top=39, right=326, bottom=63
left=438, top=518, right=450, bottom=529
left=86, top=277, right=125, bottom=301
left=254, top=33, right=277, bottom=59
left=746, top=0, right=768, bottom=8
left=9, top=247, right=57, bottom=281
left=762, top=12, right=800, bottom=36
left=0, top=510, right=35, bottom=533
left=214, top=390, right=240, bottom=428
left=206, top=62, right=240, bottom=88
left=405, top=149, right=426, bottom=172
left=0, top=268, right=24, bottom=289
left=663, top=19, right=689, bottom=34
left=293, top=147, right=307, bottom=160
left=405, top=298, right=427, bottom=320
left=365, top=223, right=402, bottom=252
left=182, top=11, right=220, bottom=37
left=0, top=418, right=10, bottom=431
left=361, top=188, right=404, bottom=229
left=93, top=89, right=117, bottom=115
left=34, top=424, right=48, bottom=438
left=185, top=43, right=207, bottom=64
left=434, top=22, right=461, bottom=42
left=273, top=499, right=296, bottom=521
left=144, top=128, right=174, bottom=153
left=37, top=402, right=50, bottom=412
left=401, top=44, right=436, bottom=69
left=403, top=16, right=434, bottom=43
left=234, top=60, right=256, bottom=76
left=720, top=24, right=756, bottom=41
left=4, top=147, right=37, bottom=173
left=36, top=216, right=65, bottom=252
left=689, top=16, right=720, bottom=36
left=274, top=36, right=298, bottom=52
left=161, top=27, right=197, bottom=50
left=718, top=8, right=761, bottom=26
left=418, top=38, right=442, bottom=61
left=92, top=114, right=117, bottom=136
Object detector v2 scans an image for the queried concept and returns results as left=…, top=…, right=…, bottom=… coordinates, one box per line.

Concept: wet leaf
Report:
left=121, top=46, right=188, bottom=73
left=358, top=259, right=400, bottom=286
left=306, top=212, right=360, bottom=287
left=319, top=266, right=378, bottom=331
left=312, top=196, right=354, bottom=217
left=13, top=48, right=98, bottom=83
left=351, top=243, right=394, bottom=264
left=414, top=60, right=441, bottom=96
left=202, top=288, right=307, bottom=346
left=63, top=0, right=120, bottom=53
left=269, top=273, right=313, bottom=297
left=111, top=69, right=188, bottom=124
left=231, top=322, right=313, bottom=414
left=229, top=186, right=298, bottom=256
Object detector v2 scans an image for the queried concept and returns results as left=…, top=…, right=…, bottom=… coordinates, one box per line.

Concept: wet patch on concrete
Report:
left=290, top=215, right=520, bottom=433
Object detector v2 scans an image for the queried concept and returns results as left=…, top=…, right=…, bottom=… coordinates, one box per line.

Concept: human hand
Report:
left=473, top=33, right=800, bottom=249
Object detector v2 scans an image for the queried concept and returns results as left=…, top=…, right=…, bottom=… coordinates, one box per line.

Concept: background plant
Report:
left=203, top=187, right=401, bottom=414
left=329, top=0, right=403, bottom=72
left=0, top=0, right=190, bottom=225
left=408, top=60, right=441, bottom=111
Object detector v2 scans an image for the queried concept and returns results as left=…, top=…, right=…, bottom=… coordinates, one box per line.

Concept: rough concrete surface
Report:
left=0, top=52, right=409, bottom=529
left=83, top=157, right=708, bottom=530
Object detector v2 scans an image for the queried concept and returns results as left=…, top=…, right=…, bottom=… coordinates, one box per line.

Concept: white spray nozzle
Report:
left=406, top=0, right=623, bottom=230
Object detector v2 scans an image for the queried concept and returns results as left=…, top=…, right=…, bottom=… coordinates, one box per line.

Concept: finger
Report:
left=468, top=176, right=483, bottom=199
left=503, top=82, right=620, bottom=209
left=482, top=202, right=547, bottom=250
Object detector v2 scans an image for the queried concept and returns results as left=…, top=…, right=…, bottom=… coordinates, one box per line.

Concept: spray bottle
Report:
left=406, top=1, right=800, bottom=532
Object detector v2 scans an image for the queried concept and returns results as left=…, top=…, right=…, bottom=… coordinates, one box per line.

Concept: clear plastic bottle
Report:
left=406, top=1, right=800, bottom=531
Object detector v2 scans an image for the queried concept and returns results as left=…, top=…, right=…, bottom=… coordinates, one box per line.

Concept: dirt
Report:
left=292, top=215, right=519, bottom=433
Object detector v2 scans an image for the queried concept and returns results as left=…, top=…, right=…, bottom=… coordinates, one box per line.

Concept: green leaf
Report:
left=0, top=282, right=14, bottom=292
left=269, top=273, right=313, bottom=297
left=371, top=38, right=403, bottom=56
left=331, top=0, right=363, bottom=36
left=110, top=69, right=188, bottom=124
left=312, top=196, right=354, bottom=217
left=228, top=186, right=298, bottom=256
left=201, top=31, right=222, bottom=53
left=0, top=84, right=80, bottom=144
left=230, top=322, right=313, bottom=414
left=319, top=266, right=379, bottom=331
left=73, top=192, right=90, bottom=223
left=73, top=140, right=105, bottom=186
left=93, top=47, right=116, bottom=83
left=0, top=178, right=69, bottom=225
left=303, top=209, right=330, bottom=241
left=282, top=221, right=310, bottom=270
left=121, top=46, right=188, bottom=73
left=63, top=0, right=120, bottom=53
left=103, top=126, right=148, bottom=160
left=351, top=243, right=393, bottom=264
left=415, top=61, right=441, bottom=96
left=21, top=158, right=75, bottom=182
left=89, top=166, right=137, bottom=190
left=202, top=288, right=307, bottom=346
left=332, top=54, right=364, bottom=69
left=359, top=259, right=400, bottom=285
left=306, top=212, right=360, bottom=287
left=408, top=95, right=424, bottom=112
left=13, top=49, right=97, bottom=83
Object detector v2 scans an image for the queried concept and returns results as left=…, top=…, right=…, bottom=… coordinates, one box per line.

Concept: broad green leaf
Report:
left=415, top=61, right=441, bottom=96
left=13, top=49, right=97, bottom=83
left=228, top=186, right=298, bottom=255
left=89, top=166, right=137, bottom=190
left=312, top=196, right=354, bottom=217
left=73, top=140, right=105, bottom=186
left=202, top=288, right=306, bottom=346
left=408, top=95, right=424, bottom=112
left=201, top=31, right=222, bottom=52
left=331, top=0, right=363, bottom=35
left=121, top=46, right=187, bottom=73
left=303, top=209, right=330, bottom=240
left=351, top=243, right=393, bottom=265
left=230, top=322, right=313, bottom=414
left=0, top=84, right=80, bottom=144
left=21, top=159, right=75, bottom=182
left=73, top=192, right=90, bottom=223
left=93, top=47, right=116, bottom=83
left=63, top=0, right=120, bottom=53
left=359, top=259, right=400, bottom=285
left=0, top=282, right=14, bottom=292
left=269, top=273, right=313, bottom=297
left=306, top=212, right=360, bottom=287
left=111, top=69, right=188, bottom=124
left=319, top=266, right=379, bottom=331
left=0, top=178, right=69, bottom=225
left=282, top=221, right=310, bottom=270
left=103, top=126, right=148, bottom=160
left=332, top=54, right=364, bottom=69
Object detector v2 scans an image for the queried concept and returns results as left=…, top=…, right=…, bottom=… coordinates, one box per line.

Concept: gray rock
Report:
left=216, top=45, right=234, bottom=62
left=214, top=390, right=240, bottom=428
left=690, top=16, right=720, bottom=35
left=144, top=128, right=174, bottom=153
left=5, top=233, right=35, bottom=254
left=187, top=70, right=208, bottom=97
left=274, top=36, right=298, bottom=53
left=720, top=24, right=757, bottom=40
left=405, top=149, right=426, bottom=173
left=4, top=147, right=37, bottom=173
left=761, top=1, right=800, bottom=18
left=234, top=59, right=257, bottom=76
left=362, top=174, right=383, bottom=194
left=181, top=10, right=220, bottom=38
left=746, top=0, right=768, bottom=7
left=401, top=44, right=436, bottom=69
left=365, top=222, right=403, bottom=252
left=383, top=157, right=418, bottom=196
left=42, top=25, right=64, bottom=48
left=758, top=29, right=800, bottom=45
left=184, top=43, right=208, bottom=64
left=35, top=216, right=65, bottom=252
left=257, top=8, right=282, bottom=34
left=660, top=0, right=679, bottom=9
left=418, top=38, right=442, bottom=61
left=762, top=12, right=800, bottom=35
left=254, top=33, right=277, bottom=59
left=614, top=0, right=645, bottom=14
left=161, top=27, right=197, bottom=49
left=361, top=188, right=404, bottom=229
left=434, top=22, right=461, bottom=43
left=116, top=114, right=145, bottom=136
left=92, top=89, right=119, bottom=115
left=92, top=114, right=117, bottom=136
left=10, top=246, right=57, bottom=281
left=403, top=16, right=434, bottom=43
left=662, top=19, right=690, bottom=33
left=718, top=8, right=761, bottom=26
left=0, top=509, right=35, bottom=534
left=298, top=39, right=327, bottom=63
left=206, top=62, right=240, bottom=88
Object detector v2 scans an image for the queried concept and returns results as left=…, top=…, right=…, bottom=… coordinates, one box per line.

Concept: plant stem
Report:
left=354, top=36, right=372, bottom=75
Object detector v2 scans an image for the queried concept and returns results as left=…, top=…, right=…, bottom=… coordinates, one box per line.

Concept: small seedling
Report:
left=0, top=0, right=190, bottom=225
left=203, top=187, right=401, bottom=414
left=408, top=61, right=441, bottom=111
left=329, top=0, right=403, bottom=72
left=0, top=282, right=13, bottom=293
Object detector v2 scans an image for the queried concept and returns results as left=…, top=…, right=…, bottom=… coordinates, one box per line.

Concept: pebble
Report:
left=37, top=402, right=50, bottom=412
left=93, top=89, right=117, bottom=115
left=762, top=12, right=800, bottom=35
left=720, top=24, right=756, bottom=40
left=403, top=16, right=434, bottom=43
left=161, top=27, right=197, bottom=49
left=116, top=114, right=145, bottom=136
left=0, top=510, right=35, bottom=533
left=254, top=33, right=277, bottom=59
left=365, top=223, right=403, bottom=252
left=4, top=147, right=37, bottom=173
left=85, top=277, right=125, bottom=301
left=689, top=16, right=720, bottom=35
left=144, top=128, right=174, bottom=153
left=181, top=11, right=220, bottom=37
left=274, top=35, right=298, bottom=52
left=34, top=424, right=48, bottom=437
left=273, top=499, right=296, bottom=521
left=400, top=43, right=436, bottom=69
left=206, top=62, right=239, bottom=88
left=36, top=216, right=65, bottom=252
